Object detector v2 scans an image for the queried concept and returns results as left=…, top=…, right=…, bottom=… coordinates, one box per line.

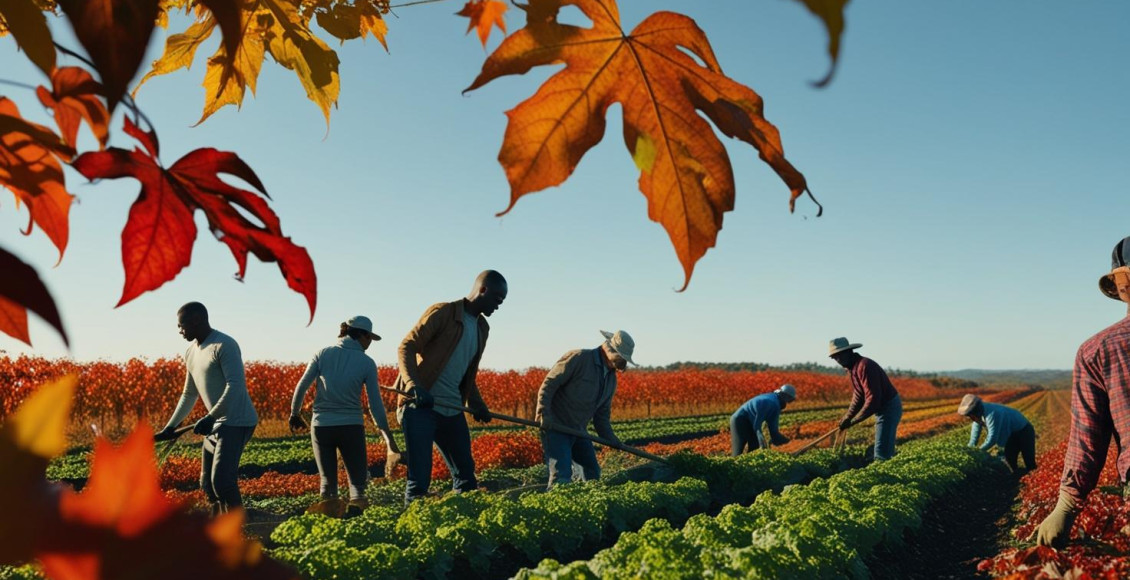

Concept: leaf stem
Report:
left=389, top=0, right=449, bottom=8
left=0, top=79, right=39, bottom=92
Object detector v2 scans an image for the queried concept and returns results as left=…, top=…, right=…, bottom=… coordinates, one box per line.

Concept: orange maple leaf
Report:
left=36, top=423, right=299, bottom=579
left=465, top=0, right=812, bottom=290
left=0, top=97, right=75, bottom=260
left=456, top=0, right=507, bottom=47
left=36, top=67, right=111, bottom=150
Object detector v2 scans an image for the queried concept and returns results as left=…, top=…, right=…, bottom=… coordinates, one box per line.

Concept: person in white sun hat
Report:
left=730, top=384, right=797, bottom=455
left=289, top=315, right=403, bottom=513
left=828, top=337, right=902, bottom=461
left=535, top=330, right=636, bottom=488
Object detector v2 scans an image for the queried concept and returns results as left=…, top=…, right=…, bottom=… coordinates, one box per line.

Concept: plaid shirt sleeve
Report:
left=1061, top=340, right=1116, bottom=504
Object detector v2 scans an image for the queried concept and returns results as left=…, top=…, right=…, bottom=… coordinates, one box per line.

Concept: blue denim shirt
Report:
left=969, top=402, right=1030, bottom=450
left=735, top=393, right=785, bottom=448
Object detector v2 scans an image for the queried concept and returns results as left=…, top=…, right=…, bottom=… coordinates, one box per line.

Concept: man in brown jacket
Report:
left=395, top=270, right=507, bottom=503
left=535, top=330, right=636, bottom=488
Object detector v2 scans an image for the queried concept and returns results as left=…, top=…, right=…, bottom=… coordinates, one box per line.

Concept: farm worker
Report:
left=535, top=330, right=637, bottom=488
left=730, top=384, right=796, bottom=456
left=288, top=316, right=404, bottom=511
left=154, top=302, right=258, bottom=516
left=394, top=270, right=507, bottom=504
left=829, top=337, right=903, bottom=461
left=957, top=394, right=1036, bottom=473
left=1037, top=236, right=1130, bottom=548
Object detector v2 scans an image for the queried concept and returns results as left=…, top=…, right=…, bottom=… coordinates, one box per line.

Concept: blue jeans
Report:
left=873, top=395, right=902, bottom=461
left=542, top=430, right=601, bottom=488
left=729, top=411, right=761, bottom=456
left=402, top=406, right=477, bottom=503
left=200, top=424, right=255, bottom=509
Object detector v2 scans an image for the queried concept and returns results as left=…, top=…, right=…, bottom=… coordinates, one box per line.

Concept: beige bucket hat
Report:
left=828, top=337, right=862, bottom=357
left=600, top=330, right=637, bottom=366
left=957, top=394, right=983, bottom=416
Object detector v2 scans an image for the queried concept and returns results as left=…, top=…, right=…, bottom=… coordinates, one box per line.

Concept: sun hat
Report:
left=957, top=394, right=983, bottom=417
left=600, top=330, right=637, bottom=366
left=1099, top=236, right=1130, bottom=300
left=345, top=315, right=381, bottom=341
left=828, top=337, right=863, bottom=357
left=775, top=384, right=797, bottom=401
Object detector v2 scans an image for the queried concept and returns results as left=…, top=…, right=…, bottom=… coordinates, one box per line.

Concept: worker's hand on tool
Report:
left=838, top=417, right=852, bottom=431
left=1036, top=491, right=1079, bottom=549
left=193, top=415, right=216, bottom=436
left=289, top=414, right=308, bottom=433
left=472, top=406, right=493, bottom=423
left=409, top=387, right=433, bottom=409
left=154, top=427, right=178, bottom=442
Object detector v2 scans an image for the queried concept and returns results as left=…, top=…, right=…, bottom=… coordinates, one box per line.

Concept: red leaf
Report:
left=456, top=0, right=508, bottom=47
left=0, top=98, right=76, bottom=259
left=56, top=0, right=162, bottom=112
left=36, top=67, right=111, bottom=149
left=0, top=245, right=69, bottom=346
left=71, top=118, right=317, bottom=321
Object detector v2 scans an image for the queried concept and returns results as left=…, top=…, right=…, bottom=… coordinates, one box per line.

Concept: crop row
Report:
left=517, top=434, right=986, bottom=578
left=267, top=448, right=860, bottom=579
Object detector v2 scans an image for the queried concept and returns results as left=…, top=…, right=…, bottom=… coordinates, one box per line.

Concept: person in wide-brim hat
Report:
left=827, top=337, right=902, bottom=461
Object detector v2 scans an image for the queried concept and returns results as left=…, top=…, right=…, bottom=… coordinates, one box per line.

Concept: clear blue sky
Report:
left=2, top=0, right=1128, bottom=372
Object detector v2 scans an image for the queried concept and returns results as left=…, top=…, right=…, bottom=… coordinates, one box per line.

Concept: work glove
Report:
left=193, top=415, right=217, bottom=436
left=1036, top=491, right=1079, bottom=549
left=289, top=414, right=308, bottom=433
left=154, top=427, right=178, bottom=442
left=472, top=406, right=493, bottom=423
left=410, top=387, right=433, bottom=409
left=838, top=417, right=853, bottom=431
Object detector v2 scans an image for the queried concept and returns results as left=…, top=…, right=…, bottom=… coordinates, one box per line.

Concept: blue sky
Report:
left=2, top=0, right=1128, bottom=372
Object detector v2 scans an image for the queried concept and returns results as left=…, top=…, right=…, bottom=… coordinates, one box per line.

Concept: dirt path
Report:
left=867, top=463, right=1021, bottom=579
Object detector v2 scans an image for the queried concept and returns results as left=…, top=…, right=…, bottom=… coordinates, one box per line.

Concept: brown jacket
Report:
left=534, top=348, right=619, bottom=444
left=394, top=299, right=490, bottom=414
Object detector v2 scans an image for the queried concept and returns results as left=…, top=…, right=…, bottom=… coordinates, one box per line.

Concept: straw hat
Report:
left=600, top=330, right=637, bottom=366
left=828, top=337, right=862, bottom=357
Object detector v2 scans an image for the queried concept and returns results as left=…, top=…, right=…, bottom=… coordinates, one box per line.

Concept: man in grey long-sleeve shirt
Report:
left=155, top=302, right=258, bottom=515
left=535, top=330, right=636, bottom=488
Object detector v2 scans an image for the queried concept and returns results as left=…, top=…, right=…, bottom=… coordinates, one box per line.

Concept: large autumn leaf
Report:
left=0, top=97, right=76, bottom=260
left=316, top=0, right=390, bottom=50
left=0, top=0, right=57, bottom=76
left=794, top=0, right=850, bottom=87
left=71, top=118, right=317, bottom=321
left=0, top=374, right=76, bottom=564
left=465, top=0, right=811, bottom=290
left=457, top=0, right=507, bottom=47
left=0, top=245, right=69, bottom=346
left=37, top=67, right=112, bottom=150
left=36, top=423, right=300, bottom=580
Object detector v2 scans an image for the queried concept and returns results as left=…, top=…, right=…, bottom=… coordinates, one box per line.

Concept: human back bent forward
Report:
left=828, top=337, right=902, bottom=461
left=394, top=270, right=508, bottom=504
left=154, top=302, right=258, bottom=516
left=535, top=329, right=636, bottom=488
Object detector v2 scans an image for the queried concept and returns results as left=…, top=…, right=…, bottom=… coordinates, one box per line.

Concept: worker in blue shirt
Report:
left=730, top=384, right=797, bottom=456
left=957, top=394, right=1037, bottom=473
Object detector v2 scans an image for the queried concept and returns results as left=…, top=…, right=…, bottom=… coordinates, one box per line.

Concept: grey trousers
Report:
left=200, top=424, right=255, bottom=509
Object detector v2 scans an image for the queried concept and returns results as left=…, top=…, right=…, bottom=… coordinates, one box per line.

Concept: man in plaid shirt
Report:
left=1038, top=236, right=1130, bottom=548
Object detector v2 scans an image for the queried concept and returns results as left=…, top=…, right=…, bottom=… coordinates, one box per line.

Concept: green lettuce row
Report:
left=267, top=449, right=856, bottom=579
left=516, top=437, right=983, bottom=579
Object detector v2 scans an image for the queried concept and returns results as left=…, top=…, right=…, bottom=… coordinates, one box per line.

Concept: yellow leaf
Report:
left=0, top=373, right=75, bottom=460
left=135, top=16, right=217, bottom=96
left=262, top=0, right=340, bottom=127
left=358, top=0, right=389, bottom=51
left=197, top=7, right=271, bottom=124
